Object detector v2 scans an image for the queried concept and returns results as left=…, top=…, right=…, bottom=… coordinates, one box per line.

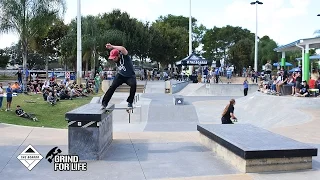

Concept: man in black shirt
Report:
left=15, top=105, right=38, bottom=121
left=101, top=43, right=136, bottom=109
left=221, top=99, right=237, bottom=124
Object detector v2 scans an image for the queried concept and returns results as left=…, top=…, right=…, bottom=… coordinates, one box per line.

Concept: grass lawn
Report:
left=0, top=92, right=103, bottom=129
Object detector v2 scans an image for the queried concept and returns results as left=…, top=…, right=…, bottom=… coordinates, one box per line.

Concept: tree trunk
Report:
left=85, top=59, right=89, bottom=75
left=22, top=41, right=28, bottom=92
left=92, top=48, right=96, bottom=79
left=45, top=56, right=49, bottom=80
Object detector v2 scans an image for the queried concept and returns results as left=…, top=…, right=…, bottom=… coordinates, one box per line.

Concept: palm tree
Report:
left=0, top=0, right=66, bottom=90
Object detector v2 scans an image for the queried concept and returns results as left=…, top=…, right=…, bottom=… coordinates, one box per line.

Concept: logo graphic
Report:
left=46, top=146, right=87, bottom=171
left=45, top=147, right=62, bottom=163
left=17, top=145, right=43, bottom=171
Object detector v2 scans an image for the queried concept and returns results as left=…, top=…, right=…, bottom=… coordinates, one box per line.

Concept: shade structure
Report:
left=273, top=62, right=293, bottom=67
left=289, top=67, right=301, bottom=73
left=176, top=53, right=208, bottom=66
left=296, top=55, right=320, bottom=61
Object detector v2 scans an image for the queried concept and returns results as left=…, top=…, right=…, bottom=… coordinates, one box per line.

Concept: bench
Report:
left=280, top=84, right=292, bottom=95
left=65, top=103, right=115, bottom=160
left=309, top=89, right=319, bottom=97
left=173, top=95, right=184, bottom=105
left=197, top=124, right=317, bottom=173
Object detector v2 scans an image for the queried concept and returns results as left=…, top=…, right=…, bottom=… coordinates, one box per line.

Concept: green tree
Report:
left=149, top=19, right=188, bottom=67
left=202, top=25, right=254, bottom=68
left=0, top=49, right=10, bottom=68
left=229, top=38, right=254, bottom=73
left=32, top=19, right=69, bottom=78
left=0, top=0, right=66, bottom=89
left=256, top=36, right=278, bottom=69
left=156, top=14, right=203, bottom=52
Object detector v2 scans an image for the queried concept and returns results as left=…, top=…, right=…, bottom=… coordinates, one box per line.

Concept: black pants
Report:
left=102, top=74, right=137, bottom=106
left=221, top=117, right=233, bottom=124
left=244, top=88, right=248, bottom=96
left=215, top=75, right=219, bottom=83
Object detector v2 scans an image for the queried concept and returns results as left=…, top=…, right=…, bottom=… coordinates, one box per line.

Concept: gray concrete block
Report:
left=199, top=131, right=315, bottom=173
left=173, top=95, right=184, bottom=105
left=65, top=104, right=114, bottom=160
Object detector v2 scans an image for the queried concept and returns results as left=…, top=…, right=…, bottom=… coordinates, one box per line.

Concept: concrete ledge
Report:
left=281, top=85, right=292, bottom=95
left=171, top=80, right=189, bottom=94
left=199, top=132, right=312, bottom=173
left=197, top=124, right=317, bottom=173
left=65, top=103, right=115, bottom=160
left=173, top=95, right=184, bottom=105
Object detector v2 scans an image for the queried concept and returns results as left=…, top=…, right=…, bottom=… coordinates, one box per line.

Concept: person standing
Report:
left=226, top=66, right=232, bottom=84
left=221, top=99, right=237, bottom=124
left=0, top=83, right=3, bottom=111
left=295, top=71, right=302, bottom=93
left=16, top=69, right=22, bottom=84
left=94, top=73, right=101, bottom=93
left=214, top=67, right=220, bottom=83
left=265, top=60, right=272, bottom=80
left=101, top=43, right=136, bottom=109
left=243, top=79, right=249, bottom=96
left=6, top=83, right=13, bottom=111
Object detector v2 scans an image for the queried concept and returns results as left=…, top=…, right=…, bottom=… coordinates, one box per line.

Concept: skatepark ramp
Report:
left=176, top=83, right=204, bottom=96
left=194, top=92, right=320, bottom=128
left=180, top=84, right=258, bottom=96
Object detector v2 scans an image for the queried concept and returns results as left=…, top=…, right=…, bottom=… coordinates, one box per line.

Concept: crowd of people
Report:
left=257, top=65, right=320, bottom=97
left=0, top=73, right=102, bottom=121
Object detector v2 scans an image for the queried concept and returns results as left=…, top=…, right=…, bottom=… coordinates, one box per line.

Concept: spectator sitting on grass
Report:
left=15, top=105, right=38, bottom=121
left=47, top=92, right=57, bottom=105
left=70, top=86, right=81, bottom=98
left=59, top=88, right=71, bottom=100
left=294, top=80, right=310, bottom=97
left=43, top=88, right=49, bottom=101
left=75, top=84, right=89, bottom=97
left=12, top=82, right=22, bottom=93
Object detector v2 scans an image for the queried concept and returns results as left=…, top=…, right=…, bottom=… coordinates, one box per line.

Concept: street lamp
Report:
left=251, top=0, right=263, bottom=72
left=77, top=0, right=82, bottom=85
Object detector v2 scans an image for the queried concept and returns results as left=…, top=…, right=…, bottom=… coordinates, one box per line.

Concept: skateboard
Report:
left=101, top=106, right=136, bottom=113
left=231, top=118, right=238, bottom=123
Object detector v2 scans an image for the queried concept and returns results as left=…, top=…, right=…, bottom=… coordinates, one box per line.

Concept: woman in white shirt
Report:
left=0, top=83, right=3, bottom=110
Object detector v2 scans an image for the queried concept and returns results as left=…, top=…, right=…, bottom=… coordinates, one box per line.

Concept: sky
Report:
left=1, top=0, right=320, bottom=49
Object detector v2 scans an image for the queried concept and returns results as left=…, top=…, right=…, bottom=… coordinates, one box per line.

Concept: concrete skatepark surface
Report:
left=177, top=83, right=258, bottom=96
left=1, top=81, right=320, bottom=180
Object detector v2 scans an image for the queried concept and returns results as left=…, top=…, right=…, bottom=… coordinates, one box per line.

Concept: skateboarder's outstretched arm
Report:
left=105, top=43, right=128, bottom=56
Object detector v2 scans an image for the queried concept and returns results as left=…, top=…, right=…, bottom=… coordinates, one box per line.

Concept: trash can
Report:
left=165, top=80, right=171, bottom=93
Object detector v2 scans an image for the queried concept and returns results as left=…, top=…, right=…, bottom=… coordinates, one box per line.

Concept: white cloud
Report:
left=0, top=33, right=19, bottom=49
left=206, top=0, right=313, bottom=45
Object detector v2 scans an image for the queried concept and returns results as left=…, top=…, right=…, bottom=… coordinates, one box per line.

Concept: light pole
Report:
left=251, top=0, right=263, bottom=72
left=76, top=0, right=82, bottom=85
left=188, top=0, right=193, bottom=74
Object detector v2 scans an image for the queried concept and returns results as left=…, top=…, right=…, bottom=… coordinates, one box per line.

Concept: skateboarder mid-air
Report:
left=101, top=43, right=137, bottom=110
